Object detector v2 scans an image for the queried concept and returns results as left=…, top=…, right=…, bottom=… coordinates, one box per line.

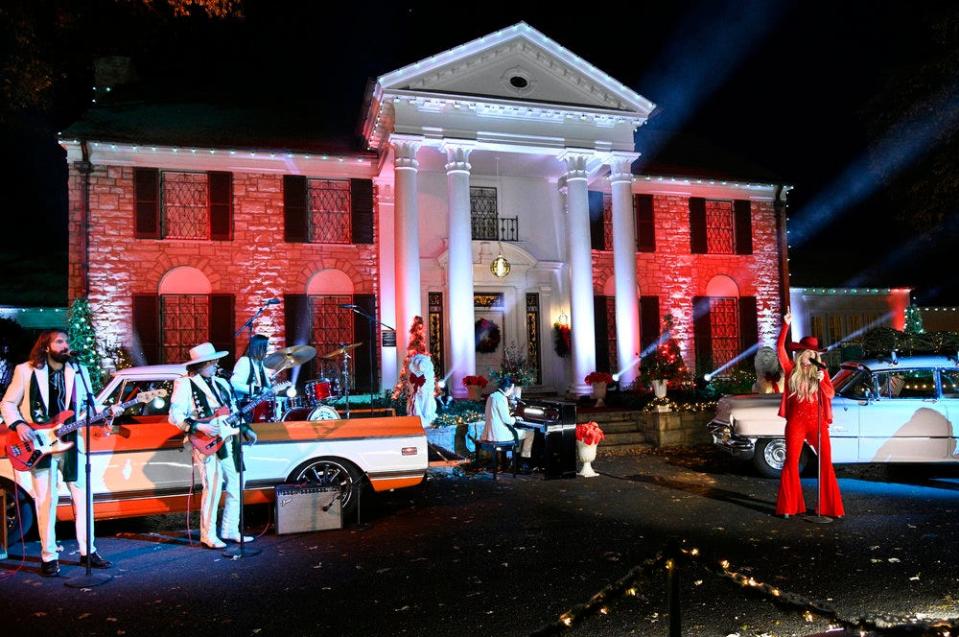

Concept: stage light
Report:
left=437, top=379, right=446, bottom=389
left=285, top=387, right=297, bottom=398
left=704, top=373, right=713, bottom=382
left=612, top=373, right=620, bottom=382
left=152, top=397, right=165, bottom=409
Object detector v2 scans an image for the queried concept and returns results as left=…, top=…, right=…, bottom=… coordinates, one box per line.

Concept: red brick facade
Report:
left=67, top=164, right=378, bottom=362
left=592, top=194, right=783, bottom=372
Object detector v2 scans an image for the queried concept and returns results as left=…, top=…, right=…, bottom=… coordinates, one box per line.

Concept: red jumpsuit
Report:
left=774, top=324, right=845, bottom=517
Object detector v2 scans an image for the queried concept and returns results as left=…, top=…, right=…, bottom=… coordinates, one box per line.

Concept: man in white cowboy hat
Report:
left=169, top=342, right=257, bottom=549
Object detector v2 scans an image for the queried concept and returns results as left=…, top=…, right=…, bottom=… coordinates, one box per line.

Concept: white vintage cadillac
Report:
left=708, top=356, right=959, bottom=477
left=2, top=364, right=430, bottom=542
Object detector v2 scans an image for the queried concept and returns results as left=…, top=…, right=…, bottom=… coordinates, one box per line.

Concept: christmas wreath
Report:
left=553, top=322, right=571, bottom=358
left=475, top=318, right=501, bottom=353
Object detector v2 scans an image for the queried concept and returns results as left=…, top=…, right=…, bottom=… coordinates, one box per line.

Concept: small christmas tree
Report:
left=391, top=316, right=429, bottom=400
left=640, top=314, right=688, bottom=386
left=67, top=298, right=105, bottom=392
left=904, top=306, right=924, bottom=335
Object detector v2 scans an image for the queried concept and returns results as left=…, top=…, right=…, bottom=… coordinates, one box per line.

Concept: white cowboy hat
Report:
left=184, top=342, right=229, bottom=365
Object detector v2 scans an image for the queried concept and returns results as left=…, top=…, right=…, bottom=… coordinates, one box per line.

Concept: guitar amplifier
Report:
left=274, top=483, right=343, bottom=534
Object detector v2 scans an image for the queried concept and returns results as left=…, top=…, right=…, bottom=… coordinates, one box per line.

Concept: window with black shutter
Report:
left=692, top=296, right=713, bottom=376
left=284, top=294, right=315, bottom=385
left=132, top=294, right=160, bottom=364
left=588, top=191, right=606, bottom=251
left=593, top=296, right=611, bottom=372
left=209, top=294, right=236, bottom=369
left=739, top=296, right=759, bottom=354
left=734, top=200, right=753, bottom=255
left=635, top=194, right=655, bottom=252
left=134, top=168, right=160, bottom=239
left=352, top=294, right=379, bottom=393
left=689, top=198, right=707, bottom=254
left=350, top=179, right=375, bottom=244
left=283, top=175, right=309, bottom=243
left=640, top=295, right=660, bottom=351
left=208, top=172, right=233, bottom=241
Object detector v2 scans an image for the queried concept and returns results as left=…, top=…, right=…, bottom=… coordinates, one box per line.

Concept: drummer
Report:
left=231, top=334, right=273, bottom=400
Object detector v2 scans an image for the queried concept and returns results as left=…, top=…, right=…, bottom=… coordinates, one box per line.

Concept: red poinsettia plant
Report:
left=575, top=421, right=605, bottom=445
left=462, top=375, right=489, bottom=388
left=584, top=371, right=614, bottom=385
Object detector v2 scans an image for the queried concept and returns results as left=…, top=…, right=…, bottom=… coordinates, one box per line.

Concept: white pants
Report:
left=193, top=442, right=240, bottom=544
left=30, top=453, right=95, bottom=562
left=516, top=429, right=535, bottom=458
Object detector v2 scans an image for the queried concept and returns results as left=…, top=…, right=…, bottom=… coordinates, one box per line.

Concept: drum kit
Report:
left=249, top=342, right=363, bottom=422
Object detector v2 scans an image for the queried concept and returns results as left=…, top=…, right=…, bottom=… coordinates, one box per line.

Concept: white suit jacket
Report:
left=481, top=390, right=516, bottom=442
left=1, top=361, right=101, bottom=429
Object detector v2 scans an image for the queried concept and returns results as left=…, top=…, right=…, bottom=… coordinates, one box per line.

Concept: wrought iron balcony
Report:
left=471, top=215, right=519, bottom=241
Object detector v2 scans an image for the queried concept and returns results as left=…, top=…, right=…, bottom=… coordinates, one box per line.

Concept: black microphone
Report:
left=810, top=358, right=827, bottom=370
left=64, top=349, right=83, bottom=360
left=265, top=298, right=281, bottom=305
left=338, top=304, right=358, bottom=309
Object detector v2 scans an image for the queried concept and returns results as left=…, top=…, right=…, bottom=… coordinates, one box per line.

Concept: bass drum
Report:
left=281, top=405, right=341, bottom=421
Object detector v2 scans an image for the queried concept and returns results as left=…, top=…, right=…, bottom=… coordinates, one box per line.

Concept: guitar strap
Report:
left=28, top=368, right=79, bottom=480
left=189, top=376, right=243, bottom=471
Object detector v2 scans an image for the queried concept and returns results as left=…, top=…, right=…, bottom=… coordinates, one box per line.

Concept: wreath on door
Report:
left=475, top=318, right=501, bottom=353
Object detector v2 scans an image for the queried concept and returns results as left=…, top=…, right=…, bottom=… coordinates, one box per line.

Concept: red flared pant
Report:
left=775, top=414, right=845, bottom=517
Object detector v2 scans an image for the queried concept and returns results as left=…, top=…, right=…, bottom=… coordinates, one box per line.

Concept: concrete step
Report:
left=601, top=431, right=650, bottom=446
left=598, top=421, right=643, bottom=434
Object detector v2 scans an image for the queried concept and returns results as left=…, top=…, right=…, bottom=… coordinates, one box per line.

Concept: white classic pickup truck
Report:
left=707, top=356, right=959, bottom=477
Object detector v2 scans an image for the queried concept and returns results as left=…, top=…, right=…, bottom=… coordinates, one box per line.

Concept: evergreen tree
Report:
left=67, top=298, right=105, bottom=392
left=904, top=306, right=925, bottom=334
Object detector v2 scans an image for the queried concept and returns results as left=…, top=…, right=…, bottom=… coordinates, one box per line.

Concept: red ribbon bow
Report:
left=410, top=373, right=426, bottom=389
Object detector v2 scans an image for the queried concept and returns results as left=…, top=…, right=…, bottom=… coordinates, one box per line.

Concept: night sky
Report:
left=2, top=0, right=957, bottom=305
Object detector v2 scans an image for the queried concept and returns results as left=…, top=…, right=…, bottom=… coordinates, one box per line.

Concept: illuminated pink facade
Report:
left=63, top=23, right=789, bottom=395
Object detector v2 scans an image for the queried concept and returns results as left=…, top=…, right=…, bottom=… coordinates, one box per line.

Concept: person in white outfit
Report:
left=481, top=376, right=534, bottom=471
left=406, top=353, right=437, bottom=428
left=169, top=343, right=257, bottom=549
left=1, top=330, right=119, bottom=576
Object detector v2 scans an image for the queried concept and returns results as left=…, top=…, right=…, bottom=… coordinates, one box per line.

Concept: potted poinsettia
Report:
left=575, top=421, right=605, bottom=478
left=462, top=375, right=488, bottom=401
left=584, top=371, right=614, bottom=406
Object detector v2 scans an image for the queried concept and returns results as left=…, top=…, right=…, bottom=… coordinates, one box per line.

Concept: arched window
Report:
left=306, top=270, right=355, bottom=380
left=694, top=276, right=746, bottom=375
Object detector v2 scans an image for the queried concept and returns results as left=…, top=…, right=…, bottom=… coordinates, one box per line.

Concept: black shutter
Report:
left=134, top=168, right=160, bottom=239
left=132, top=294, right=160, bottom=364
left=588, top=190, right=606, bottom=251
left=692, top=296, right=713, bottom=377
left=689, top=197, right=707, bottom=254
left=283, top=175, right=309, bottom=243
left=284, top=294, right=315, bottom=387
left=635, top=194, right=655, bottom=253
left=734, top=199, right=753, bottom=255
left=640, top=295, right=660, bottom=352
left=593, top=296, right=610, bottom=373
left=209, top=294, right=236, bottom=369
left=352, top=294, right=379, bottom=394
left=208, top=171, right=233, bottom=241
left=350, top=179, right=375, bottom=244
left=739, top=296, right=759, bottom=355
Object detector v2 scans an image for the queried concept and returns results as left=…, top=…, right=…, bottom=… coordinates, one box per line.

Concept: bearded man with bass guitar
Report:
left=1, top=330, right=122, bottom=576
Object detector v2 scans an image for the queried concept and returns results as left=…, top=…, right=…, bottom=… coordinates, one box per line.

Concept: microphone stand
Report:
left=805, top=365, right=833, bottom=525
left=222, top=303, right=273, bottom=559
left=65, top=361, right=112, bottom=588
left=344, top=302, right=395, bottom=419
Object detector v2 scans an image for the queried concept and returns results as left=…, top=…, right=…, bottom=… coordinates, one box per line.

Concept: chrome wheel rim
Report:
left=294, top=459, right=354, bottom=509
left=764, top=439, right=787, bottom=471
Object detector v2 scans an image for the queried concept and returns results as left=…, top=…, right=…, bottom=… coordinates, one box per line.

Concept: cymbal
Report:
left=320, top=342, right=363, bottom=359
left=263, top=345, right=317, bottom=371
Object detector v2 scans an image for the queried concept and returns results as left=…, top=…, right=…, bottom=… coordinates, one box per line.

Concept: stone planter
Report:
left=591, top=382, right=607, bottom=407
left=576, top=440, right=599, bottom=478
left=466, top=385, right=483, bottom=401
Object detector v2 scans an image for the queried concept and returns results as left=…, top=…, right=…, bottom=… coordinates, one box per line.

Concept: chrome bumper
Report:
left=706, top=420, right=755, bottom=460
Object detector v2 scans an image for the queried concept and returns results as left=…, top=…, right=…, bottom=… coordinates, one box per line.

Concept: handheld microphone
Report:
left=810, top=358, right=827, bottom=370
left=338, top=304, right=358, bottom=309
left=265, top=298, right=281, bottom=305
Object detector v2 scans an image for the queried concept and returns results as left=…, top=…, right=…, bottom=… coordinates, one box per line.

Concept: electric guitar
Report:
left=3, top=389, right=168, bottom=472
left=188, top=381, right=291, bottom=456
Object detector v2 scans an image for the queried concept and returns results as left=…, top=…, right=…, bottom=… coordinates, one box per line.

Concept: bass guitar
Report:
left=3, top=389, right=168, bottom=472
left=188, top=381, right=291, bottom=456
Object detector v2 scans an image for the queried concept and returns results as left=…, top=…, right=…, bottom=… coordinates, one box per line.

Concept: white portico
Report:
left=363, top=22, right=655, bottom=395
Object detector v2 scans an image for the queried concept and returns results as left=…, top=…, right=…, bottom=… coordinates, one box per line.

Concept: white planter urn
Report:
left=591, top=382, right=607, bottom=407
left=576, top=440, right=599, bottom=478
left=651, top=379, right=671, bottom=412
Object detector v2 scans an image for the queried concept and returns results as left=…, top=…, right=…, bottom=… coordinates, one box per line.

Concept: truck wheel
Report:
left=752, top=438, right=808, bottom=478
left=288, top=457, right=364, bottom=518
left=3, top=480, right=35, bottom=545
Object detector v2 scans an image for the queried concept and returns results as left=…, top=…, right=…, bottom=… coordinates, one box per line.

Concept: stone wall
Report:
left=639, top=410, right=713, bottom=447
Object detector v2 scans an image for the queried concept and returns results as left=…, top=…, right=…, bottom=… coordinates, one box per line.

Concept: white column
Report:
left=561, top=152, right=597, bottom=396
left=444, top=143, right=475, bottom=398
left=608, top=153, right=641, bottom=386
left=374, top=179, right=398, bottom=391
left=392, top=138, right=422, bottom=357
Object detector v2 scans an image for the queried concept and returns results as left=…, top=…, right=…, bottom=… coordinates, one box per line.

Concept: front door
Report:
left=474, top=292, right=506, bottom=391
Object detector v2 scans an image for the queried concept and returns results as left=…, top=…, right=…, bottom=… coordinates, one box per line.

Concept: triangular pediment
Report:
left=378, top=22, right=654, bottom=115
